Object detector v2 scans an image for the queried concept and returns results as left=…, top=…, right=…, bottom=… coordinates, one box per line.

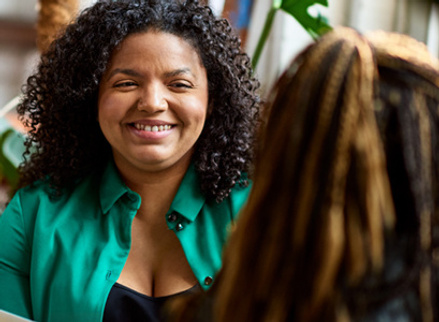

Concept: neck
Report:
left=115, top=158, right=191, bottom=220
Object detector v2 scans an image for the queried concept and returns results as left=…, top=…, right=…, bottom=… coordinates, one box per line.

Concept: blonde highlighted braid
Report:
left=37, top=0, right=78, bottom=53
left=211, top=27, right=439, bottom=322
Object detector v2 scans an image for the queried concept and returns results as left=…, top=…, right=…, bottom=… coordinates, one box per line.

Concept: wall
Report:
left=0, top=0, right=38, bottom=109
left=246, top=0, right=439, bottom=96
left=0, top=0, right=94, bottom=110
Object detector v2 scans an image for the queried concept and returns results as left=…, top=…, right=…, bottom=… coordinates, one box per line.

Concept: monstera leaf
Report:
left=252, top=0, right=331, bottom=68
left=281, top=0, right=331, bottom=38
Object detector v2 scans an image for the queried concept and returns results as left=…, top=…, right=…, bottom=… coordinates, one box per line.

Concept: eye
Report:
left=114, top=81, right=138, bottom=88
left=169, top=81, right=193, bottom=90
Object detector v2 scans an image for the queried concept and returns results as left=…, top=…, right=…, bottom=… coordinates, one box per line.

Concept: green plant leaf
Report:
left=0, top=129, right=22, bottom=190
left=251, top=0, right=332, bottom=69
left=280, top=0, right=331, bottom=39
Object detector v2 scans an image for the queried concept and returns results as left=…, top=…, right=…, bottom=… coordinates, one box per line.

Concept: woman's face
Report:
left=98, top=31, right=209, bottom=174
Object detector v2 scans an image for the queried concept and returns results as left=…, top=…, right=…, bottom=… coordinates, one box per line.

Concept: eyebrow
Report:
left=106, top=67, right=195, bottom=81
left=106, top=68, right=142, bottom=81
left=164, top=68, right=193, bottom=78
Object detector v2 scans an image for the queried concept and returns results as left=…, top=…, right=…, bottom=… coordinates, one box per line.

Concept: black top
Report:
left=103, top=283, right=200, bottom=322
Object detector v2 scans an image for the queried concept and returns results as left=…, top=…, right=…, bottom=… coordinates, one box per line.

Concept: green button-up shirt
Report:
left=0, top=161, right=251, bottom=321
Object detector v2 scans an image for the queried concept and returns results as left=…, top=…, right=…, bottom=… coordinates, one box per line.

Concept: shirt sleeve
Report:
left=0, top=191, right=33, bottom=319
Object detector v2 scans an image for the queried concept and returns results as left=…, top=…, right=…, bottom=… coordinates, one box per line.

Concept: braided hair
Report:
left=37, top=0, right=79, bottom=53
left=212, top=27, right=439, bottom=321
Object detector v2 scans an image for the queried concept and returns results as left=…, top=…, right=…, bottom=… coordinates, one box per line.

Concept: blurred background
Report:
left=0, top=0, right=94, bottom=110
left=0, top=0, right=438, bottom=107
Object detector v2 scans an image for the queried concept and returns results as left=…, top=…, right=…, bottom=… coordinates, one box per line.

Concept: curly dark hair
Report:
left=17, top=0, right=260, bottom=202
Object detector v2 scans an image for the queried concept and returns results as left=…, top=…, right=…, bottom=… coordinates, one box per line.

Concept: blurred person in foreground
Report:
left=170, top=27, right=439, bottom=322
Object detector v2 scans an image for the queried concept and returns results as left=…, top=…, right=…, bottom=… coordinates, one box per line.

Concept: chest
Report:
left=116, top=214, right=198, bottom=297
left=26, top=194, right=231, bottom=321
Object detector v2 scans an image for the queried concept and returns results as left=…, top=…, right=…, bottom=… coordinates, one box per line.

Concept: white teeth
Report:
left=134, top=124, right=171, bottom=132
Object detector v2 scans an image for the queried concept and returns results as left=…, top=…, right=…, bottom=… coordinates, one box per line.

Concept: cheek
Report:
left=195, top=94, right=209, bottom=124
left=97, top=94, right=119, bottom=124
left=97, top=98, right=118, bottom=140
left=194, top=104, right=209, bottom=130
left=179, top=96, right=208, bottom=126
left=97, top=91, right=107, bottom=121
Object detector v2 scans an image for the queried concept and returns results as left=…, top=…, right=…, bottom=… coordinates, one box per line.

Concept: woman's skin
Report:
left=97, top=30, right=209, bottom=297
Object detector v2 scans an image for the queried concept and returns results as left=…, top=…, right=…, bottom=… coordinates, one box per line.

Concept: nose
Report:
left=137, top=83, right=167, bottom=113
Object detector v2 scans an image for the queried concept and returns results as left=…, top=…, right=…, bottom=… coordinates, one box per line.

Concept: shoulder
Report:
left=205, top=179, right=252, bottom=222
left=11, top=170, right=102, bottom=215
left=229, top=180, right=252, bottom=208
left=228, top=179, right=252, bottom=218
left=12, top=179, right=52, bottom=208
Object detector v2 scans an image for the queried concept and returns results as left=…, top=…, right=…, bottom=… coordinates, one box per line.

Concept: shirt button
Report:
left=204, top=276, right=213, bottom=286
left=176, top=223, right=184, bottom=231
left=167, top=212, right=178, bottom=223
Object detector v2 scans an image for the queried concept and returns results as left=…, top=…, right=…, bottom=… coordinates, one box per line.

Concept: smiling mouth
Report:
left=132, top=123, right=173, bottom=132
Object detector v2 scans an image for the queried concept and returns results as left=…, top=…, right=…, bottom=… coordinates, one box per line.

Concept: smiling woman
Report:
left=0, top=0, right=260, bottom=321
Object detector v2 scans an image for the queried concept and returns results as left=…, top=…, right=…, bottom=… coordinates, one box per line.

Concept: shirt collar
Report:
left=168, top=163, right=205, bottom=222
left=99, top=160, right=205, bottom=220
left=99, top=160, right=132, bottom=214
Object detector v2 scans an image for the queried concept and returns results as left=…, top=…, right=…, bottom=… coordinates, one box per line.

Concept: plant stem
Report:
left=251, top=6, right=278, bottom=69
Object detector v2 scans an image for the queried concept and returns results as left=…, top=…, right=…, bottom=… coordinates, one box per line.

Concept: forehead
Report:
left=108, top=31, right=204, bottom=69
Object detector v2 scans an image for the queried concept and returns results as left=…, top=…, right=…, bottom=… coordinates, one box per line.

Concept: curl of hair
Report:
left=18, top=0, right=260, bottom=202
